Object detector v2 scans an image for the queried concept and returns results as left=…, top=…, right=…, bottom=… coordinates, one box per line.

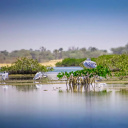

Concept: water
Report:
left=1, top=67, right=128, bottom=128
left=46, top=67, right=83, bottom=80
left=0, top=84, right=128, bottom=128
left=51, top=67, right=83, bottom=72
left=5, top=67, right=83, bottom=80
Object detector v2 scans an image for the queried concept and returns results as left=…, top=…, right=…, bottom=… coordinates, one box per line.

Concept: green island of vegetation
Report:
left=56, top=54, right=128, bottom=85
left=0, top=57, right=53, bottom=74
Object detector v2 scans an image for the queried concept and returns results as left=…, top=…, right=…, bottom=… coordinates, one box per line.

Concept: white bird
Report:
left=0, top=71, right=9, bottom=81
left=83, top=58, right=97, bottom=68
left=90, top=83, right=107, bottom=88
left=33, top=72, right=47, bottom=80
left=33, top=72, right=42, bottom=80
left=98, top=83, right=107, bottom=88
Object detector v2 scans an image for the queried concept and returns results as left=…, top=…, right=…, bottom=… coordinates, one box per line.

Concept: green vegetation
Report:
left=111, top=43, right=128, bottom=54
left=56, top=58, right=86, bottom=67
left=95, top=54, right=128, bottom=80
left=59, top=89, right=63, bottom=93
left=57, top=65, right=111, bottom=85
left=57, top=54, right=128, bottom=81
left=0, top=57, right=53, bottom=74
left=0, top=43, right=128, bottom=63
left=0, top=46, right=108, bottom=63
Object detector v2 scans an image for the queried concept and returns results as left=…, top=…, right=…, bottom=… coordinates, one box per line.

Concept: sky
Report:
left=0, top=0, right=128, bottom=52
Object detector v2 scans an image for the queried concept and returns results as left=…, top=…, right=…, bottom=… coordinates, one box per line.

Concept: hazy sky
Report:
left=0, top=0, right=128, bottom=52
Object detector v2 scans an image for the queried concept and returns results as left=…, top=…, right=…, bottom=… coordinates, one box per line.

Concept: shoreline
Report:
left=1, top=79, right=128, bottom=85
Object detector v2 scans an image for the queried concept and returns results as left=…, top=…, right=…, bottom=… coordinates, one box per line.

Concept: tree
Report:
left=80, top=48, right=86, bottom=52
left=0, top=57, right=53, bottom=74
left=40, top=46, right=46, bottom=52
left=88, top=47, right=98, bottom=52
left=59, top=48, right=63, bottom=59
left=111, top=47, right=124, bottom=54
left=53, top=49, right=59, bottom=59
left=0, top=50, right=8, bottom=56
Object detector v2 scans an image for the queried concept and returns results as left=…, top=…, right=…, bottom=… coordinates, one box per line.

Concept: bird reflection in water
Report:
left=2, top=85, right=8, bottom=90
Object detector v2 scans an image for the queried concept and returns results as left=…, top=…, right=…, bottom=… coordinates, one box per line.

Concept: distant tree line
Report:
left=111, top=43, right=128, bottom=54
left=0, top=46, right=108, bottom=63
left=0, top=43, right=128, bottom=63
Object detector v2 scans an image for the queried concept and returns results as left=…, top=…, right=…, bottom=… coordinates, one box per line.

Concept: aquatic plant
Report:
left=59, top=89, right=63, bottom=92
left=57, top=65, right=111, bottom=86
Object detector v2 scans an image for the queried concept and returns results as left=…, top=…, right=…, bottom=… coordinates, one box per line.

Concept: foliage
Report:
left=57, top=65, right=111, bottom=80
left=111, top=43, right=128, bottom=54
left=95, top=54, right=128, bottom=79
left=57, top=54, right=128, bottom=80
left=1, top=43, right=128, bottom=63
left=0, top=46, right=108, bottom=63
left=0, top=57, right=53, bottom=74
left=57, top=65, right=111, bottom=85
left=56, top=58, right=87, bottom=67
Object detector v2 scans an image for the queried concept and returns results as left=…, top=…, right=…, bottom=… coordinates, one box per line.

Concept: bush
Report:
left=55, top=58, right=87, bottom=67
left=0, top=57, right=53, bottom=74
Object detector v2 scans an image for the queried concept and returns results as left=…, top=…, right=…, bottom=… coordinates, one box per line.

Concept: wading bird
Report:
left=33, top=72, right=47, bottom=80
left=83, top=58, right=97, bottom=68
left=0, top=71, right=9, bottom=81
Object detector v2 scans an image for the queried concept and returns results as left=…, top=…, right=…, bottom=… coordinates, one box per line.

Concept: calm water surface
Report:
left=0, top=84, right=128, bottom=128
left=46, top=67, right=83, bottom=80
left=0, top=67, right=128, bottom=128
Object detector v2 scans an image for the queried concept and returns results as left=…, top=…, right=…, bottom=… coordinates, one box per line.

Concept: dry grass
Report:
left=0, top=59, right=62, bottom=67
left=40, top=59, right=62, bottom=67
left=0, top=63, right=11, bottom=67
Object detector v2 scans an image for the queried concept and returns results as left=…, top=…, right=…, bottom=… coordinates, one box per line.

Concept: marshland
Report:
left=1, top=0, right=128, bottom=127
left=1, top=54, right=128, bottom=128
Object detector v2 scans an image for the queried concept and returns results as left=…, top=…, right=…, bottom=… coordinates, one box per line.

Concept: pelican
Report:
left=83, top=58, right=97, bottom=68
left=98, top=83, right=107, bottom=87
left=33, top=72, right=47, bottom=80
left=0, top=71, right=9, bottom=81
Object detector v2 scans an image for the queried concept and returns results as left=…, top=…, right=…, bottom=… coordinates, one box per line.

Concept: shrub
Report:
left=0, top=57, right=53, bottom=74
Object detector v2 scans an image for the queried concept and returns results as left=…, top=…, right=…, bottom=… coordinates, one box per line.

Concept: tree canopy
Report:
left=0, top=46, right=108, bottom=63
left=0, top=57, right=53, bottom=74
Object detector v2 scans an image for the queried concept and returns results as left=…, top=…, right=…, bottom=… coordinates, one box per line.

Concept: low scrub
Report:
left=56, top=58, right=86, bottom=67
left=56, top=54, right=128, bottom=80
left=0, top=57, right=53, bottom=74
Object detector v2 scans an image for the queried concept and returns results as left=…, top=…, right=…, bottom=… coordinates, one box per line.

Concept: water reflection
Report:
left=2, top=85, right=9, bottom=91
left=15, top=85, right=37, bottom=92
left=1, top=84, right=128, bottom=128
left=117, top=89, right=128, bottom=95
left=66, top=84, right=108, bottom=93
left=3, top=83, right=128, bottom=95
left=35, top=84, right=42, bottom=89
left=9, top=75, right=34, bottom=80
